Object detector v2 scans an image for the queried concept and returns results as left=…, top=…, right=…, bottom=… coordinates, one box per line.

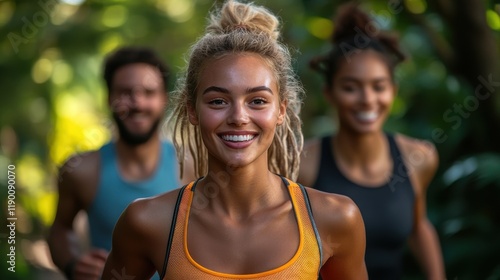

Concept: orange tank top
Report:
left=159, top=177, right=323, bottom=279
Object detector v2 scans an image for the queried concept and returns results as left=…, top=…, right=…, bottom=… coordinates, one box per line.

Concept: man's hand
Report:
left=70, top=249, right=109, bottom=280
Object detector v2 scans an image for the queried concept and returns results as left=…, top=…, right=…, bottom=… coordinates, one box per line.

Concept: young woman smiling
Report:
left=298, top=3, right=445, bottom=280
left=101, top=1, right=367, bottom=279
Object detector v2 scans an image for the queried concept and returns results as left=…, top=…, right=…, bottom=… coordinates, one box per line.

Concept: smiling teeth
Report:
left=356, top=111, right=378, bottom=121
left=222, top=135, right=255, bottom=142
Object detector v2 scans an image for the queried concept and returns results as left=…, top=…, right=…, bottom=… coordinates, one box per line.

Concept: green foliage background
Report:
left=0, top=0, right=499, bottom=279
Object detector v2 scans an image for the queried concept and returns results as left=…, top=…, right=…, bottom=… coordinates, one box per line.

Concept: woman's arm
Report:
left=309, top=190, right=368, bottom=279
left=399, top=136, right=446, bottom=280
left=408, top=217, right=445, bottom=280
left=101, top=199, right=158, bottom=280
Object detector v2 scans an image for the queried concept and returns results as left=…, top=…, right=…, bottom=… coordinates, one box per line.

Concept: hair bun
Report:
left=331, top=3, right=374, bottom=44
left=332, top=2, right=406, bottom=62
left=207, top=0, right=280, bottom=40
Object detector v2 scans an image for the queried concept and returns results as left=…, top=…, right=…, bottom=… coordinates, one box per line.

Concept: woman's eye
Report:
left=374, top=85, right=386, bottom=92
left=145, top=89, right=156, bottom=97
left=342, top=86, right=356, bottom=92
left=251, top=98, right=267, bottom=105
left=209, top=99, right=226, bottom=105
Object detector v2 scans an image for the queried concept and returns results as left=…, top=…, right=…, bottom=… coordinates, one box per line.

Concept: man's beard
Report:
left=113, top=112, right=161, bottom=146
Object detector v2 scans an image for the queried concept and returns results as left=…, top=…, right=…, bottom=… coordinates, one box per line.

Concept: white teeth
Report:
left=221, top=135, right=255, bottom=142
left=356, top=111, right=378, bottom=121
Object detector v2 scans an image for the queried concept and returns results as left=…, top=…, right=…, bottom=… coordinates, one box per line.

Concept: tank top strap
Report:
left=386, top=133, right=402, bottom=158
left=385, top=132, right=410, bottom=179
left=159, top=179, right=198, bottom=279
left=287, top=178, right=323, bottom=273
left=99, top=142, right=116, bottom=174
left=161, top=177, right=322, bottom=279
left=319, top=135, right=334, bottom=170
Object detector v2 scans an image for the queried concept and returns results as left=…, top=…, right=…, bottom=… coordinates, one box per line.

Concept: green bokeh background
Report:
left=1, top=0, right=499, bottom=279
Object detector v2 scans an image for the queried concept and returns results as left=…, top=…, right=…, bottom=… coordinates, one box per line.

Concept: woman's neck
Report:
left=197, top=163, right=286, bottom=220
left=334, top=129, right=388, bottom=166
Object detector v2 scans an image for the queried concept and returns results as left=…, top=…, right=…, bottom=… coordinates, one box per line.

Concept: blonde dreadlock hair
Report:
left=166, top=0, right=304, bottom=180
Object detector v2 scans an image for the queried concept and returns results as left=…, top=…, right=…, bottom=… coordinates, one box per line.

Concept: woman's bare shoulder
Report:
left=305, top=187, right=363, bottom=233
left=304, top=187, right=365, bottom=260
left=394, top=133, right=437, bottom=159
left=394, top=133, right=439, bottom=188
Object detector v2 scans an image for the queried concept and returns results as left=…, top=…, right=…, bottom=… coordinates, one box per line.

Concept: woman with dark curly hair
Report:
left=298, top=3, right=445, bottom=280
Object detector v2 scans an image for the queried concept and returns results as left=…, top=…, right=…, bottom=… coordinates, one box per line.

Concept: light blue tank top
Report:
left=87, top=141, right=179, bottom=280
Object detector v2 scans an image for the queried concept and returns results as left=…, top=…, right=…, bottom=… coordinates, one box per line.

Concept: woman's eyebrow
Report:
left=202, top=85, right=273, bottom=95
left=247, top=86, right=273, bottom=94
left=202, top=86, right=230, bottom=95
left=339, top=77, right=391, bottom=83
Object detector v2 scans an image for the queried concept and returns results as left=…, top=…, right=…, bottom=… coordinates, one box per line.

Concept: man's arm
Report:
left=48, top=153, right=107, bottom=280
left=48, top=158, right=86, bottom=272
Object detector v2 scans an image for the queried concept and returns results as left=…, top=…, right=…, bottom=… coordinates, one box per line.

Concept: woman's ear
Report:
left=277, top=100, right=287, bottom=125
left=187, top=102, right=199, bottom=125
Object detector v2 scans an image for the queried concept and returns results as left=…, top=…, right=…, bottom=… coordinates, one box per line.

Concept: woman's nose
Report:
left=227, top=102, right=249, bottom=126
left=360, top=87, right=376, bottom=104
